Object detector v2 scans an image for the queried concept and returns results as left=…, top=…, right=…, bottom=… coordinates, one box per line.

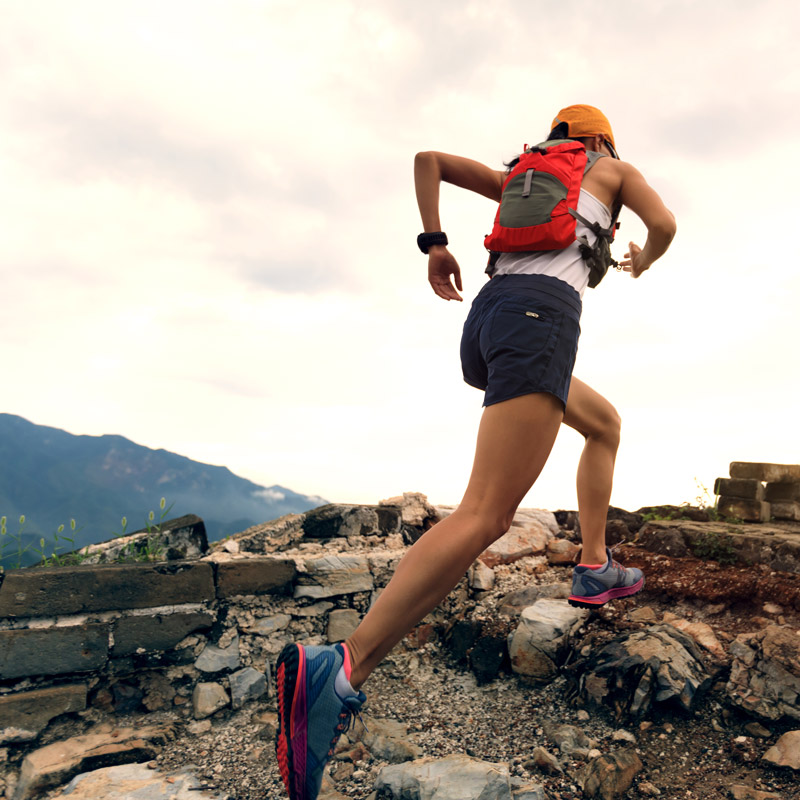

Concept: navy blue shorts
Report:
left=460, top=274, right=582, bottom=408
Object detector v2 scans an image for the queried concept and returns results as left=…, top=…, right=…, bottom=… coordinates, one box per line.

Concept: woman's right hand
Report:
left=428, top=246, right=463, bottom=301
left=620, top=241, right=651, bottom=278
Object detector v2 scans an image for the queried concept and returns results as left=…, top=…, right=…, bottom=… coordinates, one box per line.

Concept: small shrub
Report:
left=691, top=530, right=738, bottom=566
left=1, top=497, right=174, bottom=569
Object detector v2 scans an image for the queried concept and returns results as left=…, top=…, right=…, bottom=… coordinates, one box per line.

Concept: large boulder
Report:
left=572, top=625, right=714, bottom=717
left=727, top=625, right=800, bottom=721
left=509, top=599, right=588, bottom=683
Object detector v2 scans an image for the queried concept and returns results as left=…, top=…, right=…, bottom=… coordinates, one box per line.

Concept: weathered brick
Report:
left=730, top=462, right=800, bottom=483
left=111, top=611, right=215, bottom=656
left=0, top=562, right=215, bottom=618
left=764, top=482, right=800, bottom=503
left=771, top=501, right=800, bottom=522
left=714, top=477, right=764, bottom=500
left=717, top=496, right=771, bottom=523
left=215, top=557, right=296, bottom=598
left=294, top=555, right=373, bottom=600
left=0, top=625, right=108, bottom=680
left=0, top=684, right=87, bottom=744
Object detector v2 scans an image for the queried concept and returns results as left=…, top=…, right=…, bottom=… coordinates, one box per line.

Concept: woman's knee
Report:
left=450, top=504, right=516, bottom=548
left=601, top=405, right=622, bottom=448
left=583, top=399, right=621, bottom=447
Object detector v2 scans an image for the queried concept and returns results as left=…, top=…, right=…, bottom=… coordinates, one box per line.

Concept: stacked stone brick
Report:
left=715, top=461, right=800, bottom=522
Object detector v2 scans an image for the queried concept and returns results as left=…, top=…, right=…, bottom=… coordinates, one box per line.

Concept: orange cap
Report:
left=551, top=104, right=617, bottom=155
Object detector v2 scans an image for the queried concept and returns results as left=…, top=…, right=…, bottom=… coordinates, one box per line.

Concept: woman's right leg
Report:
left=345, top=391, right=564, bottom=689
left=562, top=377, right=621, bottom=565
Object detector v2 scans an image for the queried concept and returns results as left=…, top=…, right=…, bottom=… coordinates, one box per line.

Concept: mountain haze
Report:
left=0, top=414, right=325, bottom=566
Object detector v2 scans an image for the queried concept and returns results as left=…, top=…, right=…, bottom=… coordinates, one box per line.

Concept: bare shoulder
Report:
left=581, top=156, right=624, bottom=208
left=613, top=161, right=675, bottom=230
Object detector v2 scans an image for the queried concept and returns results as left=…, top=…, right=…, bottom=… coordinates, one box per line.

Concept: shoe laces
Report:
left=609, top=543, right=625, bottom=570
left=327, top=697, right=366, bottom=757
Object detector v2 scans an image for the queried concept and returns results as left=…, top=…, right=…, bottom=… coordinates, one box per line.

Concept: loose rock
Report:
left=761, top=729, right=800, bottom=770
left=581, top=750, right=643, bottom=800
left=192, top=682, right=229, bottom=720
left=727, top=625, right=800, bottom=721
left=375, top=753, right=511, bottom=800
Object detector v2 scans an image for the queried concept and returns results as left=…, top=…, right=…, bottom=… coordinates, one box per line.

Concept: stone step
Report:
left=717, top=496, right=771, bottom=523
left=713, top=477, right=764, bottom=501
left=730, top=462, right=800, bottom=483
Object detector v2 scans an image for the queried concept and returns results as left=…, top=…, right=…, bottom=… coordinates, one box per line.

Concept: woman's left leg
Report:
left=346, top=391, right=564, bottom=689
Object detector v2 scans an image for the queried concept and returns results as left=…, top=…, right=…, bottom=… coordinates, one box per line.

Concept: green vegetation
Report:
left=690, top=530, right=738, bottom=566
left=0, top=497, right=173, bottom=572
left=640, top=506, right=683, bottom=522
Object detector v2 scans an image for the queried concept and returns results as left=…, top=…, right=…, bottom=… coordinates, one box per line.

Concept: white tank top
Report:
left=492, top=189, right=612, bottom=297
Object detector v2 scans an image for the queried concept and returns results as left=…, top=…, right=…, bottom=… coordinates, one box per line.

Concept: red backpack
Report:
left=484, top=139, right=620, bottom=287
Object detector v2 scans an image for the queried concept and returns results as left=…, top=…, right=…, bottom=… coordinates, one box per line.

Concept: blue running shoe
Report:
left=568, top=547, right=644, bottom=609
left=275, top=642, right=366, bottom=800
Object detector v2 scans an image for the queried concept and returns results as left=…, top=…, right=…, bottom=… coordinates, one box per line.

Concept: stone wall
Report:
left=0, top=495, right=442, bottom=749
left=715, top=461, right=800, bottom=522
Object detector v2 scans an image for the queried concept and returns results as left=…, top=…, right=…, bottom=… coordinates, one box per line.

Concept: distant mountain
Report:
left=0, top=414, right=326, bottom=567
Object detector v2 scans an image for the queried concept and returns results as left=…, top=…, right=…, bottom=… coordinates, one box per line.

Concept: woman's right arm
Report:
left=616, top=162, right=677, bottom=278
left=414, top=152, right=505, bottom=301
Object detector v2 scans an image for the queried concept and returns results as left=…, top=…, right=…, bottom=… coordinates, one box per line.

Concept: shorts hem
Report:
left=483, top=387, right=568, bottom=411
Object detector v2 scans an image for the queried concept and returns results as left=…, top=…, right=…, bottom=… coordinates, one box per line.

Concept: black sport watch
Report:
left=417, top=231, right=448, bottom=254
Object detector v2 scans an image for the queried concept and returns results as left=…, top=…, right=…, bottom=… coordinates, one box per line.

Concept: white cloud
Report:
left=252, top=488, right=285, bottom=503
left=1, top=0, right=798, bottom=515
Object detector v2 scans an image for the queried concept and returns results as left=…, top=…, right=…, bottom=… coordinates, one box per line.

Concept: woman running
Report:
left=275, top=104, right=676, bottom=800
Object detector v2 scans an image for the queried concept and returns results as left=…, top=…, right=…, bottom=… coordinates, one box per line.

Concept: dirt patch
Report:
left=619, top=545, right=800, bottom=614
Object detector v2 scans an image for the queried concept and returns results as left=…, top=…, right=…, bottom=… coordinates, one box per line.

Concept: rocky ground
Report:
left=25, top=539, right=799, bottom=800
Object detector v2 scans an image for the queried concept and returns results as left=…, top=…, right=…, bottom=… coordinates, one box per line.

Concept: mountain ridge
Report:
left=0, top=413, right=325, bottom=565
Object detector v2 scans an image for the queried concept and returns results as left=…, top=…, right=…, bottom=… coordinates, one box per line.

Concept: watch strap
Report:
left=417, top=231, right=448, bottom=254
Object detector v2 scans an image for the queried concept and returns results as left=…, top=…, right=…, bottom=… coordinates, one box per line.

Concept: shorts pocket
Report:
left=483, top=299, right=560, bottom=355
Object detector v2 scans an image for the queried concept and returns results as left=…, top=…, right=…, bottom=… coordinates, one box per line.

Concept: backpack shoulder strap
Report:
left=584, top=151, right=607, bottom=175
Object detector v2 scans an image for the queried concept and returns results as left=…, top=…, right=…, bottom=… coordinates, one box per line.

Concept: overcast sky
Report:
left=2, top=0, right=799, bottom=517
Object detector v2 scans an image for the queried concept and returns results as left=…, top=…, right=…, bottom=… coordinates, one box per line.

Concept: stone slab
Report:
left=0, top=562, right=215, bottom=618
left=717, top=496, right=771, bottom=522
left=72, top=515, right=208, bottom=565
left=0, top=684, right=87, bottom=744
left=302, top=504, right=401, bottom=538
left=765, top=483, right=800, bottom=503
left=478, top=522, right=550, bottom=568
left=51, top=764, right=226, bottom=800
left=214, top=557, right=296, bottom=598
left=714, top=477, right=765, bottom=501
left=730, top=462, right=800, bottom=483
left=375, top=754, right=512, bottom=800
left=0, top=625, right=108, bottom=680
left=111, top=611, right=215, bottom=656
left=293, top=555, right=373, bottom=600
left=636, top=520, right=800, bottom=574
left=13, top=723, right=175, bottom=800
